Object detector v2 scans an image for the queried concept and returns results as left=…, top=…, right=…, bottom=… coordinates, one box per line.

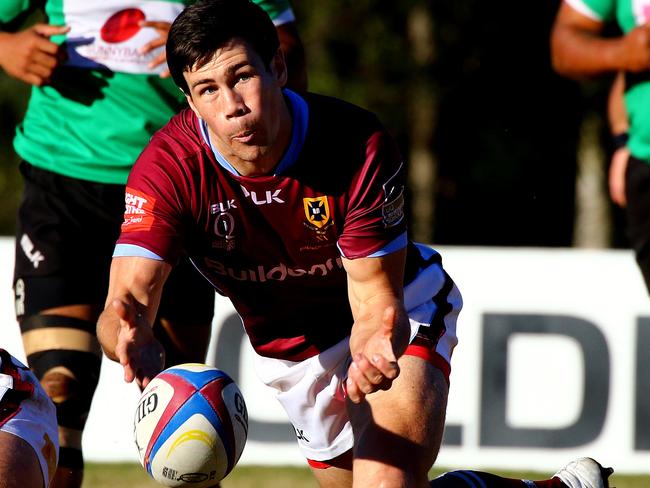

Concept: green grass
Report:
left=82, top=463, right=649, bottom=487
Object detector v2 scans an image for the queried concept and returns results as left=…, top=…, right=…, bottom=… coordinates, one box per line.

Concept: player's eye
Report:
left=200, top=86, right=217, bottom=96
left=236, top=73, right=252, bottom=83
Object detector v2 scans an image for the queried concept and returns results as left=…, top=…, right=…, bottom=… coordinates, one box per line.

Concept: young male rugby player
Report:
left=97, top=1, right=613, bottom=486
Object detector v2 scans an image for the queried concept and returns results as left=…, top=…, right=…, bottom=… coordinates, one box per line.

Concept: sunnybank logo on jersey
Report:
left=204, top=257, right=344, bottom=282
left=65, top=2, right=184, bottom=74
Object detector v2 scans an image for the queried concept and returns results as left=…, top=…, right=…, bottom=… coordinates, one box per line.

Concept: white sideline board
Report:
left=2, top=237, right=650, bottom=473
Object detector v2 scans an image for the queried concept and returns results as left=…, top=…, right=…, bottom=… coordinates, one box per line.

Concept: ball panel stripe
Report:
left=165, top=366, right=230, bottom=390
left=148, top=392, right=230, bottom=472
left=143, top=372, right=196, bottom=472
left=200, top=378, right=236, bottom=474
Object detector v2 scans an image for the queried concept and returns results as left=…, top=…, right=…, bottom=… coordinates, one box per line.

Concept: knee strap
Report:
left=19, top=315, right=101, bottom=431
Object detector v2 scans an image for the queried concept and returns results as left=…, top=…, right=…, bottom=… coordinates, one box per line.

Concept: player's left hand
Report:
left=138, top=20, right=172, bottom=77
left=346, top=307, right=404, bottom=404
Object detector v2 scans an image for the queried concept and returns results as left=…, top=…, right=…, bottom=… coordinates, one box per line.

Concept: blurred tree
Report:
left=0, top=8, right=42, bottom=236
left=429, top=0, right=590, bottom=246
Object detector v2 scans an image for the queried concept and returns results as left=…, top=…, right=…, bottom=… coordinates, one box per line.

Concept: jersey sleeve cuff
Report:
left=337, top=231, right=408, bottom=259
left=113, top=243, right=164, bottom=260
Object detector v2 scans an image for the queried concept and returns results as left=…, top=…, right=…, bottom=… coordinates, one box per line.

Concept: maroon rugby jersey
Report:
left=116, top=91, right=410, bottom=360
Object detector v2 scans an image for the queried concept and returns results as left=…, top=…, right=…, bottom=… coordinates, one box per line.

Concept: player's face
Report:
left=184, top=39, right=291, bottom=175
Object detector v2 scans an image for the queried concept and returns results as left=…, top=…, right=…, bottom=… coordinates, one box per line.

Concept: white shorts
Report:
left=254, top=246, right=462, bottom=462
left=0, top=349, right=59, bottom=487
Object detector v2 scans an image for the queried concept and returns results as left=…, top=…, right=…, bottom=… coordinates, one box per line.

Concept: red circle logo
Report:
left=100, top=9, right=145, bottom=44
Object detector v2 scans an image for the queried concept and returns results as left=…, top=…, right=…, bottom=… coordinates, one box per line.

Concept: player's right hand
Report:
left=346, top=307, right=403, bottom=404
left=621, top=24, right=650, bottom=72
left=112, top=298, right=165, bottom=390
left=0, top=24, right=68, bottom=86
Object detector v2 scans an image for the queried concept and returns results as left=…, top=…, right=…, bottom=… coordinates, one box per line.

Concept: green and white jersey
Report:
left=568, top=0, right=650, bottom=160
left=0, top=0, right=293, bottom=184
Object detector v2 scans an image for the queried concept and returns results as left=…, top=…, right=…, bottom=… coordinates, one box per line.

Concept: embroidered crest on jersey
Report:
left=382, top=163, right=405, bottom=228
left=122, top=187, right=156, bottom=232
left=303, top=196, right=331, bottom=229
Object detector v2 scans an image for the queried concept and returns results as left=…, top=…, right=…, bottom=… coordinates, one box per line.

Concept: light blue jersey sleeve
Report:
left=337, top=232, right=408, bottom=259
left=113, top=243, right=164, bottom=261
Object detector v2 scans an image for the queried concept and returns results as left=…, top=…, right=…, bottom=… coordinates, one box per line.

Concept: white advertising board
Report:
left=2, top=237, right=649, bottom=473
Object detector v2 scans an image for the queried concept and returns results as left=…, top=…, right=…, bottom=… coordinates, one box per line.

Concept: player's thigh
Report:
left=307, top=451, right=354, bottom=488
left=0, top=431, right=44, bottom=488
left=347, top=355, right=448, bottom=483
left=155, top=258, right=216, bottom=366
left=14, top=162, right=124, bottom=321
left=309, top=464, right=353, bottom=488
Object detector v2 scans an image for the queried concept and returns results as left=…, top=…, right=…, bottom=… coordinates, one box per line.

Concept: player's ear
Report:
left=271, top=48, right=287, bottom=87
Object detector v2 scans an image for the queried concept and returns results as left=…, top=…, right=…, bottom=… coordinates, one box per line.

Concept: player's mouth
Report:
left=231, top=130, right=255, bottom=143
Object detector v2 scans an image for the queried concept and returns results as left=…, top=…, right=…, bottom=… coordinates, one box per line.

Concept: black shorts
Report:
left=13, top=161, right=215, bottom=323
left=626, top=156, right=650, bottom=293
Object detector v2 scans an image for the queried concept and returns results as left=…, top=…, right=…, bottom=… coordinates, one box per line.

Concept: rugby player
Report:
left=97, top=1, right=612, bottom=486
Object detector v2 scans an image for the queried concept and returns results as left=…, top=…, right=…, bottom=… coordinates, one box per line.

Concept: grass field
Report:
left=83, top=463, right=649, bottom=487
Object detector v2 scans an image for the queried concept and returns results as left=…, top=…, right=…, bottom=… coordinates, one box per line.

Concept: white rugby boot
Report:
left=554, top=457, right=614, bottom=488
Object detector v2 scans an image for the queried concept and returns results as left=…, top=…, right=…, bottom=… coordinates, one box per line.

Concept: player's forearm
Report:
left=97, top=257, right=169, bottom=362
left=97, top=305, right=122, bottom=362
left=551, top=28, right=628, bottom=77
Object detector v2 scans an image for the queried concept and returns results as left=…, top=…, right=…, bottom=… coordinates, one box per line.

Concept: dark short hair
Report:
left=167, top=0, right=280, bottom=94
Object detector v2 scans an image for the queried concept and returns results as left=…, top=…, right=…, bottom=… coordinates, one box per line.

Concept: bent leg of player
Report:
left=430, top=457, right=613, bottom=487
left=304, top=245, right=460, bottom=487
left=20, top=309, right=102, bottom=488
left=0, top=348, right=59, bottom=488
left=348, top=352, right=449, bottom=487
left=154, top=257, right=215, bottom=367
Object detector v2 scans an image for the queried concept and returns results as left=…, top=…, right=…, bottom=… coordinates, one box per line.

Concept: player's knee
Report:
left=20, top=314, right=102, bottom=431
left=40, top=369, right=82, bottom=408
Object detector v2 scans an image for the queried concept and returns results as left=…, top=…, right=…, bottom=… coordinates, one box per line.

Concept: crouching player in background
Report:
left=0, top=348, right=58, bottom=488
left=97, top=1, right=613, bottom=486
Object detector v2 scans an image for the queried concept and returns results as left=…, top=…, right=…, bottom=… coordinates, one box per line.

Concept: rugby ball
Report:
left=134, top=363, right=248, bottom=486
